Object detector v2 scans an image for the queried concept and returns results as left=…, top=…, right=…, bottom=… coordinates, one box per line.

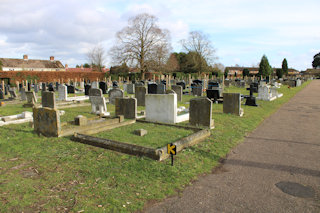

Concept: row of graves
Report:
left=1, top=76, right=289, bottom=161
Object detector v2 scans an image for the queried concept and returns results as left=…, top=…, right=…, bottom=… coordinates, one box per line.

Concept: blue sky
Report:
left=0, top=0, right=319, bottom=70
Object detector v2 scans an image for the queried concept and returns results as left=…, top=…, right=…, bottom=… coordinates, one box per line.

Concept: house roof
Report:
left=305, top=68, right=320, bottom=74
left=0, top=58, right=64, bottom=69
left=66, top=67, right=110, bottom=72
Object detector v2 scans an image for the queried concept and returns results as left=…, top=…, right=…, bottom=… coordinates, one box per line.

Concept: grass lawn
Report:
left=94, top=122, right=195, bottom=149
left=0, top=81, right=311, bottom=212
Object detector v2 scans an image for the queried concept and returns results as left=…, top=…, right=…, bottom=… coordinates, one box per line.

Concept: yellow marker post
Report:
left=167, top=143, right=176, bottom=166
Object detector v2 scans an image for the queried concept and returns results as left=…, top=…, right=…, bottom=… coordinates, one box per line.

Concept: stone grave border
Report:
left=71, top=119, right=210, bottom=161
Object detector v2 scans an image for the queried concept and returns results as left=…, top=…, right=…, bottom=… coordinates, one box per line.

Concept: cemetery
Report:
left=0, top=73, right=312, bottom=212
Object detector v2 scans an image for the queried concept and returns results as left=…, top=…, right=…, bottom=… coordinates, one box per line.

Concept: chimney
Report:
left=23, top=55, right=28, bottom=60
left=80, top=64, right=83, bottom=69
left=65, top=64, right=68, bottom=69
left=50, top=56, right=54, bottom=61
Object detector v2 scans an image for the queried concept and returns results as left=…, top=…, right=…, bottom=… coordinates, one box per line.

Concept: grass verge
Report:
left=0, top=81, right=311, bottom=212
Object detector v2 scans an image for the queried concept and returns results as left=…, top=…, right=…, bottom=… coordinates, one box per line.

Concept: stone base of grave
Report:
left=23, top=103, right=35, bottom=108
left=59, top=118, right=135, bottom=137
left=245, top=97, right=258, bottom=107
left=240, top=108, right=244, bottom=117
left=277, top=93, right=283, bottom=98
left=257, top=96, right=277, bottom=101
left=72, top=120, right=211, bottom=161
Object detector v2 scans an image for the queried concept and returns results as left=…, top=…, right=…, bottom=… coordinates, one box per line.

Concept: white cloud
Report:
left=0, top=0, right=319, bottom=70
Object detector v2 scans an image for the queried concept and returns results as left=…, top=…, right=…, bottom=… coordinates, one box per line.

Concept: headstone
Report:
left=42, top=83, right=47, bottom=92
left=89, top=88, right=103, bottom=97
left=206, top=89, right=222, bottom=103
left=189, top=97, right=214, bottom=129
left=84, top=84, right=91, bottom=96
left=127, top=83, right=135, bottom=94
left=296, top=79, right=302, bottom=87
left=108, top=88, right=124, bottom=105
left=191, top=84, right=202, bottom=96
left=257, top=85, right=276, bottom=101
left=135, top=86, right=147, bottom=106
left=42, top=91, right=56, bottom=108
left=115, top=97, right=137, bottom=119
left=48, top=83, right=55, bottom=92
left=171, top=85, right=182, bottom=102
left=33, top=107, right=61, bottom=137
left=208, top=81, right=220, bottom=90
left=9, top=90, right=17, bottom=99
left=245, top=84, right=258, bottom=107
left=145, top=93, right=189, bottom=124
left=176, top=81, right=186, bottom=90
left=80, top=81, right=85, bottom=89
left=0, top=89, right=4, bottom=99
left=34, top=84, right=39, bottom=93
left=223, top=93, right=244, bottom=116
left=57, top=85, right=67, bottom=101
left=112, top=81, right=119, bottom=88
left=27, top=83, right=31, bottom=91
left=67, top=85, right=75, bottom=94
left=148, top=83, right=157, bottom=94
left=92, top=81, right=99, bottom=89
left=20, top=88, right=27, bottom=101
left=157, top=84, right=166, bottom=94
left=25, top=91, right=37, bottom=105
left=55, top=82, right=59, bottom=91
left=99, top=81, right=107, bottom=94
left=90, top=96, right=109, bottom=116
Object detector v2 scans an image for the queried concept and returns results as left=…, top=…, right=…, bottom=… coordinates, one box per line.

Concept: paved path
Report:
left=145, top=80, right=320, bottom=213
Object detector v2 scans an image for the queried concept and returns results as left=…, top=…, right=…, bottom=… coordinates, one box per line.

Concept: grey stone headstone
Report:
left=171, top=85, right=182, bottom=102
left=91, top=81, right=99, bottom=89
left=42, top=91, right=56, bottom=108
left=157, top=84, right=166, bottom=94
left=115, top=97, right=137, bottom=119
left=126, top=84, right=135, bottom=94
left=26, top=91, right=37, bottom=103
left=223, top=93, right=243, bottom=116
left=34, top=84, right=39, bottom=93
left=135, top=86, right=146, bottom=106
left=189, top=97, right=214, bottom=128
left=89, top=88, right=103, bottom=97
left=20, top=88, right=27, bottom=101
left=9, top=90, right=17, bottom=99
left=108, top=88, right=124, bottom=105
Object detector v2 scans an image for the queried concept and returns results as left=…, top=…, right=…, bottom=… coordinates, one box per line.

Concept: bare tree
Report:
left=180, top=31, right=217, bottom=75
left=87, top=44, right=106, bottom=72
left=110, top=13, right=171, bottom=78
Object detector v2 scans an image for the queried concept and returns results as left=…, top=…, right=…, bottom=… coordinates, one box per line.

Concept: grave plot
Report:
left=72, top=120, right=210, bottom=161
left=0, top=111, right=33, bottom=126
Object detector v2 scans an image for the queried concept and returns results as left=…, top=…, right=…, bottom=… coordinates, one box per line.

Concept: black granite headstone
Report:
left=176, top=81, right=186, bottom=90
left=84, top=84, right=91, bottom=96
left=99, top=81, right=107, bottom=94
left=148, top=83, right=157, bottom=94
left=67, top=85, right=75, bottom=93
left=206, top=89, right=221, bottom=103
